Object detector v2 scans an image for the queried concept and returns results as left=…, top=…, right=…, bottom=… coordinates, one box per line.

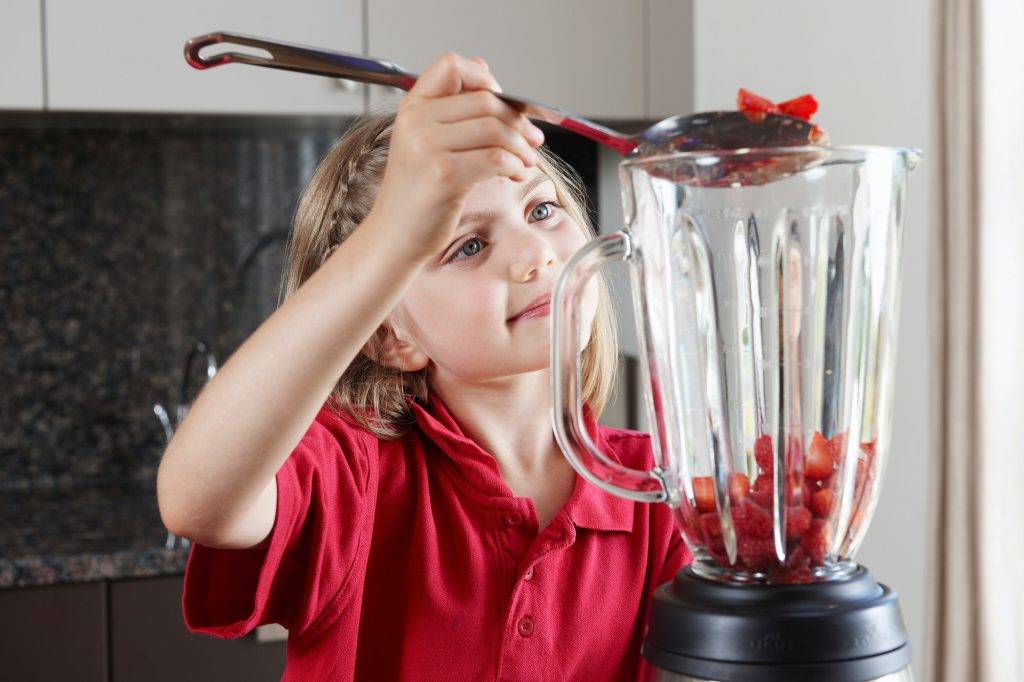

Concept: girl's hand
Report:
left=371, top=52, right=546, bottom=260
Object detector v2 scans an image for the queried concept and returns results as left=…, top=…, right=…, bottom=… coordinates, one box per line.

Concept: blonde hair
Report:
left=283, top=109, right=619, bottom=439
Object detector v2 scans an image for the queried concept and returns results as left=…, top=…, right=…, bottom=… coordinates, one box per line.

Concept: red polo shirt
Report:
left=182, top=391, right=690, bottom=680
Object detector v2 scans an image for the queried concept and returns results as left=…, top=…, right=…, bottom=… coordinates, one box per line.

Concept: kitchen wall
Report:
left=0, top=112, right=600, bottom=491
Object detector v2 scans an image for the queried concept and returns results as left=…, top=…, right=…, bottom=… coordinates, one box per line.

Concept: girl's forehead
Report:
left=462, top=171, right=554, bottom=210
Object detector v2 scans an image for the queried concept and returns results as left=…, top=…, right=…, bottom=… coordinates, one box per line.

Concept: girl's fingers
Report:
left=425, top=90, right=544, bottom=147
left=409, top=52, right=501, bottom=100
left=444, top=147, right=531, bottom=185
left=435, top=116, right=540, bottom=170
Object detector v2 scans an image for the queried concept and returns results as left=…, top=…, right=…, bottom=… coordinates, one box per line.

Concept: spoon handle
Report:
left=183, top=32, right=637, bottom=155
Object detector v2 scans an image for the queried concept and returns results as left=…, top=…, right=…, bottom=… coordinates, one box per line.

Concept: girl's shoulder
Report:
left=596, top=424, right=655, bottom=469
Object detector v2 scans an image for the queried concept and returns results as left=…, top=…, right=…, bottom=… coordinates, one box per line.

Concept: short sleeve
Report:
left=181, top=406, right=375, bottom=640
left=659, top=526, right=691, bottom=585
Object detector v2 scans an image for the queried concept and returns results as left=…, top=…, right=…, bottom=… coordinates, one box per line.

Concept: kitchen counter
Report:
left=0, top=482, right=189, bottom=589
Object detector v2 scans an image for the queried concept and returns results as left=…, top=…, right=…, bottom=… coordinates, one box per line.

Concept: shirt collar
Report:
left=406, top=392, right=635, bottom=533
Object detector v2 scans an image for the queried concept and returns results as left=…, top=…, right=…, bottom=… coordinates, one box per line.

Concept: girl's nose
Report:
left=509, top=230, right=558, bottom=282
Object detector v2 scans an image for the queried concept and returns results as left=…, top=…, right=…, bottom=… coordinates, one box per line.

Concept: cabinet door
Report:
left=0, top=582, right=106, bottom=681
left=366, top=0, right=646, bottom=120
left=1, top=0, right=44, bottom=109
left=109, top=575, right=284, bottom=682
left=45, top=0, right=364, bottom=114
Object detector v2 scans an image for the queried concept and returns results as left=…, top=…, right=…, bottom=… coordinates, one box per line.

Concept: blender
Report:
left=551, top=145, right=920, bottom=681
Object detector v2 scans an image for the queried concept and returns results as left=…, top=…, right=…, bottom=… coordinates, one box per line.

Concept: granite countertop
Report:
left=0, top=482, right=190, bottom=589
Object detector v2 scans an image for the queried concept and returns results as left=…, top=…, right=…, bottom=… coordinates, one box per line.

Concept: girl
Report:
left=158, top=52, right=689, bottom=681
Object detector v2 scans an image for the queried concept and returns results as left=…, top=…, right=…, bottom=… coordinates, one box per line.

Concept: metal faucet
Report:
left=153, top=340, right=219, bottom=550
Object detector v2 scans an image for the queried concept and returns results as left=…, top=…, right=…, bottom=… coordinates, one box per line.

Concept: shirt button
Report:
left=504, top=512, right=522, bottom=528
left=517, top=617, right=535, bottom=637
left=523, top=567, right=534, bottom=581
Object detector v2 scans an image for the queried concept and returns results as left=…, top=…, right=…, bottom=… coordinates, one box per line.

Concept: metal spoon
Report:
left=184, top=31, right=826, bottom=162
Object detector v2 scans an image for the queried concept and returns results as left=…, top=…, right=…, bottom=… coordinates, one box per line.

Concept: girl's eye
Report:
left=530, top=200, right=562, bottom=222
left=446, top=200, right=562, bottom=264
left=450, top=237, right=484, bottom=262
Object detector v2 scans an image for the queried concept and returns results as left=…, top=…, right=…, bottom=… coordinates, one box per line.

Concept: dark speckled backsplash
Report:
left=0, top=113, right=598, bottom=492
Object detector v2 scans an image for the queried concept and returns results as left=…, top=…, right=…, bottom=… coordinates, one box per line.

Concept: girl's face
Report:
left=393, top=170, right=599, bottom=384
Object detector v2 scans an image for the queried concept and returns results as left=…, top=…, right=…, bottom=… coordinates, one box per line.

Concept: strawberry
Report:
left=809, top=487, right=834, bottom=518
left=786, top=506, right=812, bottom=539
left=692, top=476, right=716, bottom=513
left=733, top=499, right=773, bottom=539
left=784, top=545, right=810, bottom=571
left=730, top=473, right=751, bottom=504
left=829, top=432, right=847, bottom=460
left=804, top=431, right=837, bottom=481
left=801, top=519, right=830, bottom=564
left=777, top=94, right=818, bottom=121
left=738, top=537, right=778, bottom=571
left=754, top=435, right=774, bottom=473
left=750, top=474, right=774, bottom=508
left=737, top=88, right=781, bottom=123
left=700, top=512, right=722, bottom=539
left=693, top=474, right=749, bottom=513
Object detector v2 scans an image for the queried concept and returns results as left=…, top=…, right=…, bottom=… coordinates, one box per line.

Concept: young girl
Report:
left=158, top=52, right=689, bottom=681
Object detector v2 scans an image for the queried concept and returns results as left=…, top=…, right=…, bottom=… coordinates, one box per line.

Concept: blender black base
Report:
left=642, top=565, right=912, bottom=682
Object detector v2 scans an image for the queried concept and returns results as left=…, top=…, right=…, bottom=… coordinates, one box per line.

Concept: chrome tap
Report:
left=153, top=340, right=219, bottom=551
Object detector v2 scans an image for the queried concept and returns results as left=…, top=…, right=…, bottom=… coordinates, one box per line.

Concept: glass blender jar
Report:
left=552, top=145, right=920, bottom=681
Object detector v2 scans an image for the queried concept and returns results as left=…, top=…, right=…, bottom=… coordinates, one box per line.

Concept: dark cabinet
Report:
left=0, top=582, right=107, bottom=681
left=0, top=576, right=285, bottom=682
left=110, top=576, right=284, bottom=682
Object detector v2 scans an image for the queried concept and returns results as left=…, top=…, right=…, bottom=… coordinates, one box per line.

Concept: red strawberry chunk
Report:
left=700, top=512, right=723, bottom=539
left=737, top=88, right=781, bottom=123
left=754, top=435, right=774, bottom=473
left=729, top=473, right=750, bottom=504
left=693, top=476, right=715, bottom=513
left=750, top=475, right=773, bottom=508
left=784, top=545, right=810, bottom=571
left=801, top=519, right=830, bottom=564
left=809, top=488, right=834, bottom=518
left=733, top=499, right=773, bottom=539
left=786, top=506, right=812, bottom=540
left=738, top=537, right=778, bottom=571
left=804, top=431, right=837, bottom=481
left=777, top=94, right=818, bottom=121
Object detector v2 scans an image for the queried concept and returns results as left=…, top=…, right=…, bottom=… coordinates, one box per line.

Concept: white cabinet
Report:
left=1, top=0, right=44, bottom=109
left=44, top=1, right=364, bottom=115
left=366, top=0, right=652, bottom=120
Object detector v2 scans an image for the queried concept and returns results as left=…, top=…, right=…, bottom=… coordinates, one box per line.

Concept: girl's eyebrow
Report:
left=454, top=174, right=553, bottom=233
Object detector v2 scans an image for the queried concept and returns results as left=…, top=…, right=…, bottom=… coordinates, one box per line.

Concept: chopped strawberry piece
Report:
left=809, top=487, right=834, bottom=518
left=733, top=499, right=773, bottom=539
left=801, top=519, right=830, bottom=564
left=738, top=537, right=777, bottom=571
left=805, top=431, right=837, bottom=481
left=784, top=545, right=810, bottom=571
left=693, top=476, right=715, bottom=513
left=777, top=94, right=818, bottom=121
left=754, top=435, right=774, bottom=473
left=750, top=474, right=773, bottom=508
left=737, top=88, right=781, bottom=123
left=786, top=506, right=812, bottom=539
left=700, top=512, right=723, bottom=539
left=828, top=432, right=847, bottom=460
left=730, top=473, right=751, bottom=504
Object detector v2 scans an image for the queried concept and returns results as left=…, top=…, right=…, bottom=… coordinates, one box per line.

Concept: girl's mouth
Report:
left=511, top=301, right=551, bottom=322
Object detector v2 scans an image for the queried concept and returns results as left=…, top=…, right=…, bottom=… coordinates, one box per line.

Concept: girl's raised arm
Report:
left=157, top=52, right=545, bottom=549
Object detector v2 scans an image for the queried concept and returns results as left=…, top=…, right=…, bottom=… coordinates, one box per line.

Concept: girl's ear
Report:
left=361, top=323, right=429, bottom=372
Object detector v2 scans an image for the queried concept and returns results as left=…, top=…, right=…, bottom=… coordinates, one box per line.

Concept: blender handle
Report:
left=551, top=231, right=668, bottom=503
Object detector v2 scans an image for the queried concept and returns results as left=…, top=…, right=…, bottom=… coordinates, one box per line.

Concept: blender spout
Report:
left=903, top=147, right=924, bottom=173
